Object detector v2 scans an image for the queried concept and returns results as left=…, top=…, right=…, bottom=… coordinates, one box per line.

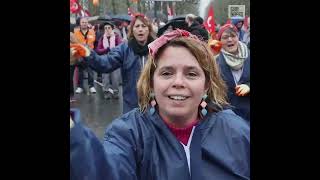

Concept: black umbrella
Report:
left=110, top=14, right=132, bottom=23
left=169, top=15, right=186, bottom=22
left=89, top=15, right=112, bottom=25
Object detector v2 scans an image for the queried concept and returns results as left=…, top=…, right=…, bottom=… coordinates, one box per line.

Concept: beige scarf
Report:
left=221, top=41, right=248, bottom=70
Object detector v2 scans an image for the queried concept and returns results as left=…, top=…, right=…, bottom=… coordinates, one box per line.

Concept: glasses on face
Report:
left=105, top=26, right=112, bottom=30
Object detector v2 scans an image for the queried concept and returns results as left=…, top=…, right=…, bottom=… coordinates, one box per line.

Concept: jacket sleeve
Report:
left=95, top=37, right=109, bottom=55
left=70, top=109, right=138, bottom=180
left=70, top=122, right=109, bottom=180
left=86, top=43, right=124, bottom=74
left=220, top=111, right=250, bottom=178
left=102, top=119, right=139, bottom=180
left=116, top=33, right=123, bottom=45
left=240, top=55, right=250, bottom=89
left=232, top=115, right=250, bottom=178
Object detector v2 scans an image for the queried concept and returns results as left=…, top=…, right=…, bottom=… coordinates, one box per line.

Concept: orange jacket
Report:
left=74, top=29, right=96, bottom=49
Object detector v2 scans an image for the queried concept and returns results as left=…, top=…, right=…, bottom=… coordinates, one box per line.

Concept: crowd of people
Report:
left=70, top=12, right=250, bottom=180
left=70, top=17, right=130, bottom=100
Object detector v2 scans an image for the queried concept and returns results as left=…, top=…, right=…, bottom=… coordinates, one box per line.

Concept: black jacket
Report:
left=188, top=22, right=209, bottom=41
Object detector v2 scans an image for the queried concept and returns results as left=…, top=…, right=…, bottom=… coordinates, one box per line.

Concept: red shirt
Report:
left=163, top=119, right=199, bottom=145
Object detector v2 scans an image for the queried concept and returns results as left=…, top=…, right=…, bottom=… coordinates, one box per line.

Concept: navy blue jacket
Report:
left=238, top=29, right=245, bottom=42
left=86, top=42, right=148, bottom=113
left=70, top=108, right=250, bottom=180
left=216, top=53, right=250, bottom=122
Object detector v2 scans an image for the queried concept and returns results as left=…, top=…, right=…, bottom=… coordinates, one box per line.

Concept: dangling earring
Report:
left=200, top=94, right=208, bottom=116
left=149, top=92, right=156, bottom=115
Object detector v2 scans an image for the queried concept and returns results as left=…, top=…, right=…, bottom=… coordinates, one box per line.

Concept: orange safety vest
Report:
left=74, top=29, right=96, bottom=49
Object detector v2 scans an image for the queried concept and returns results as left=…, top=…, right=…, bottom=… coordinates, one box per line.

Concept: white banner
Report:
left=228, top=5, right=246, bottom=18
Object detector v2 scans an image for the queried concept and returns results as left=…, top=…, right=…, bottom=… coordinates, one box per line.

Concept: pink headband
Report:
left=217, top=24, right=238, bottom=40
left=148, top=29, right=199, bottom=58
left=130, top=13, right=148, bottom=27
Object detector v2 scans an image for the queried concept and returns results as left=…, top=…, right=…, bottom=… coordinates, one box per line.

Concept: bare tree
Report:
left=88, top=0, right=249, bottom=23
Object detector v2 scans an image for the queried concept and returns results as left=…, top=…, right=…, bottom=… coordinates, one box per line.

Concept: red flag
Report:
left=128, top=7, right=135, bottom=17
left=70, top=0, right=82, bottom=14
left=204, top=5, right=215, bottom=34
left=78, top=9, right=91, bottom=17
left=83, top=9, right=91, bottom=17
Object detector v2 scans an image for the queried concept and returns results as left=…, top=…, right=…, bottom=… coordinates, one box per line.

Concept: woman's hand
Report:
left=208, top=39, right=222, bottom=55
left=70, top=43, right=91, bottom=65
left=235, top=84, right=250, bottom=96
left=70, top=116, right=74, bottom=129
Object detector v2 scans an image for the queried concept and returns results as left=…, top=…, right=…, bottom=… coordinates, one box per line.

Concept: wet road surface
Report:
left=71, top=83, right=123, bottom=140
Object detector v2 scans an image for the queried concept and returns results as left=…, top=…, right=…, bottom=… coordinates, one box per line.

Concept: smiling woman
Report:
left=70, top=29, right=250, bottom=180
left=153, top=46, right=207, bottom=126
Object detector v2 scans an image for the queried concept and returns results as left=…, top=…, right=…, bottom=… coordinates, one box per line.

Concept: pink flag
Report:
left=128, top=7, right=135, bottom=17
left=70, top=0, right=82, bottom=14
left=243, top=16, right=249, bottom=31
left=167, top=4, right=173, bottom=20
left=225, top=19, right=231, bottom=24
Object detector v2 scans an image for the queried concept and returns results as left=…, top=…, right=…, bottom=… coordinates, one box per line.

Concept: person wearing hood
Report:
left=231, top=16, right=246, bottom=42
left=185, top=14, right=209, bottom=42
left=216, top=24, right=250, bottom=122
left=242, top=17, right=250, bottom=48
left=71, top=14, right=156, bottom=114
